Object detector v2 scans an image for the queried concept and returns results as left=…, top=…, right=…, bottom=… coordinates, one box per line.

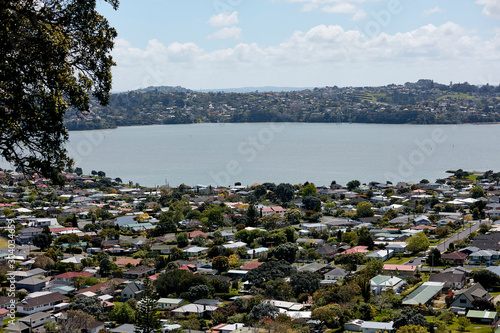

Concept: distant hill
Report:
left=133, top=86, right=192, bottom=93
left=64, top=80, right=500, bottom=131
left=196, top=86, right=317, bottom=93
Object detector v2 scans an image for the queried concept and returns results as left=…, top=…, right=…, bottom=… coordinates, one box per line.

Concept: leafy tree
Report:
left=342, top=231, right=358, bottom=245
left=428, top=248, right=442, bottom=266
left=290, top=271, right=321, bottom=296
left=302, top=195, right=321, bottom=212
left=356, top=201, right=374, bottom=218
left=176, top=232, right=189, bottom=248
left=302, top=183, right=317, bottom=196
left=364, top=259, right=383, bottom=279
left=135, top=277, right=160, bottom=333
left=246, top=204, right=259, bottom=227
left=472, top=298, right=495, bottom=310
left=357, top=227, right=375, bottom=250
left=249, top=302, right=279, bottom=320
left=396, top=325, right=429, bottom=333
left=311, top=304, right=342, bottom=328
left=470, top=186, right=485, bottom=198
left=212, top=256, right=230, bottom=273
left=472, top=270, right=500, bottom=289
left=188, top=285, right=211, bottom=301
left=347, top=180, right=361, bottom=190
left=32, top=233, right=52, bottom=250
left=109, top=302, right=136, bottom=324
left=69, top=296, right=102, bottom=316
left=405, top=232, right=430, bottom=253
left=275, top=183, right=295, bottom=202
left=0, top=0, right=118, bottom=183
left=457, top=316, right=471, bottom=333
left=32, top=255, right=55, bottom=270
left=270, top=242, right=298, bottom=263
left=58, top=310, right=96, bottom=333
left=245, top=260, right=296, bottom=287
left=393, top=309, right=428, bottom=329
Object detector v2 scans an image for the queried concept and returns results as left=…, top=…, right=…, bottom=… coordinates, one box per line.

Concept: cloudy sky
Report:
left=96, top=0, right=500, bottom=91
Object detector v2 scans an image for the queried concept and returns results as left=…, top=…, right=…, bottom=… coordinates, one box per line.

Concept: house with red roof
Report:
left=441, top=251, right=468, bottom=265
left=239, top=262, right=264, bottom=270
left=114, top=258, right=142, bottom=268
left=53, top=271, right=93, bottom=285
left=188, top=230, right=208, bottom=239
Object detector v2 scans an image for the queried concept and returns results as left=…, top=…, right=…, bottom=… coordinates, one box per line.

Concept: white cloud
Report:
left=207, top=27, right=242, bottom=40
left=423, top=6, right=443, bottom=16
left=110, top=23, right=500, bottom=91
left=208, top=11, right=239, bottom=27
left=282, top=0, right=375, bottom=20
left=477, top=0, right=500, bottom=19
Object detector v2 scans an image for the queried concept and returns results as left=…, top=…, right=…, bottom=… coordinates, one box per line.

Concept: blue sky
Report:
left=97, top=0, right=500, bottom=91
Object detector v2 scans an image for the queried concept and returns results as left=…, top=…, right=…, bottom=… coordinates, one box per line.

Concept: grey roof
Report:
left=16, top=277, right=46, bottom=286
left=402, top=282, right=444, bottom=305
left=454, top=283, right=491, bottom=304
left=110, top=324, right=137, bottom=333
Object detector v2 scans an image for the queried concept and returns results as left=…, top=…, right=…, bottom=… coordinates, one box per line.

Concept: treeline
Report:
left=63, top=81, right=500, bottom=130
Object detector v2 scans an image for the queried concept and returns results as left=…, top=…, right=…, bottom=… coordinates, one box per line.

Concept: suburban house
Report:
left=429, top=272, right=466, bottom=290
left=7, top=268, right=47, bottom=282
left=185, top=246, right=209, bottom=258
left=366, top=249, right=394, bottom=261
left=15, top=277, right=46, bottom=293
left=468, top=250, right=500, bottom=265
left=402, top=282, right=445, bottom=306
left=17, top=227, right=42, bottom=244
left=247, top=247, right=268, bottom=259
left=370, top=275, right=406, bottom=295
left=121, top=281, right=144, bottom=300
left=18, top=312, right=54, bottom=329
left=385, top=243, right=407, bottom=254
left=157, top=298, right=186, bottom=310
left=324, top=267, right=349, bottom=281
left=17, top=292, right=68, bottom=315
left=450, top=283, right=493, bottom=312
left=441, top=251, right=468, bottom=265
left=123, top=266, right=156, bottom=279
left=171, top=303, right=218, bottom=318
left=466, top=310, right=499, bottom=324
left=344, top=319, right=395, bottom=333
left=53, top=271, right=93, bottom=285
left=382, top=264, right=417, bottom=278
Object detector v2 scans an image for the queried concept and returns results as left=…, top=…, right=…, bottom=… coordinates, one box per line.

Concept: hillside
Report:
left=64, top=80, right=500, bottom=130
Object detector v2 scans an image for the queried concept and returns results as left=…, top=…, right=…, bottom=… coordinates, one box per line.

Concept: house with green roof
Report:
left=402, top=281, right=444, bottom=306
left=466, top=310, right=498, bottom=324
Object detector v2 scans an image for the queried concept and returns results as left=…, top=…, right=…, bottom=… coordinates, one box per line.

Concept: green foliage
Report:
left=32, top=233, right=52, bottom=250
left=135, top=277, right=160, bottom=333
left=249, top=302, right=279, bottom=320
left=269, top=242, right=298, bottom=263
left=109, top=302, right=136, bottom=324
left=212, top=256, right=230, bottom=273
left=406, top=232, right=430, bottom=253
left=290, top=271, right=321, bottom=296
left=356, top=201, right=374, bottom=217
left=471, top=269, right=500, bottom=289
left=0, top=0, right=118, bottom=183
left=69, top=296, right=103, bottom=315
left=245, top=260, right=296, bottom=287
left=393, top=309, right=428, bottom=330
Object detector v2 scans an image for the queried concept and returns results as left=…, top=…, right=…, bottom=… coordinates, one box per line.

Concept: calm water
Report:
left=60, top=123, right=500, bottom=188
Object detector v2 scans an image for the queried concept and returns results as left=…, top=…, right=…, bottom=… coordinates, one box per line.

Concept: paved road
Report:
left=404, top=219, right=488, bottom=265
left=434, top=219, right=485, bottom=253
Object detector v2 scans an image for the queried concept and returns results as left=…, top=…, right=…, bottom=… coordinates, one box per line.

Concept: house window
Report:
left=460, top=299, right=466, bottom=304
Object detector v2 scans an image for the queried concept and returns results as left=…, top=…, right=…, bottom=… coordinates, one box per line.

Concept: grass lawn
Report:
left=0, top=237, right=9, bottom=248
left=447, top=318, right=492, bottom=333
left=2, top=317, right=20, bottom=326
left=385, top=256, right=413, bottom=265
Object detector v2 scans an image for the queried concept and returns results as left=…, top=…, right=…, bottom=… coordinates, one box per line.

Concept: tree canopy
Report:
left=0, top=0, right=118, bottom=183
